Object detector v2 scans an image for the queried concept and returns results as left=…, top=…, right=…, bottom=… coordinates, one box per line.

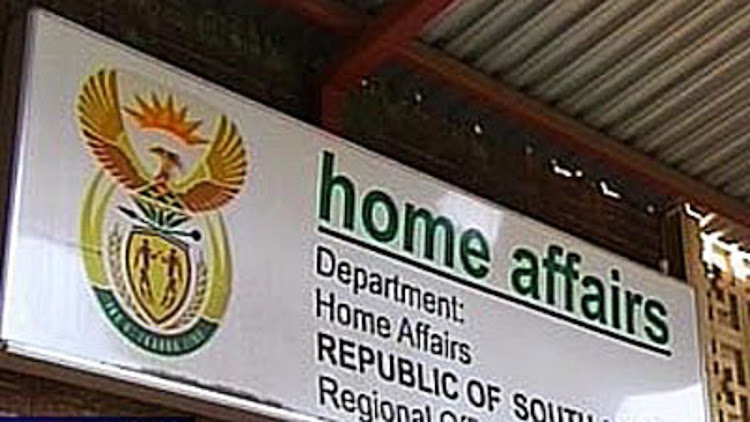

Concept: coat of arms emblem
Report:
left=76, top=69, right=248, bottom=355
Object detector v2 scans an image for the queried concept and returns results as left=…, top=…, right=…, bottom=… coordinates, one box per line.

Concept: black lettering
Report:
left=317, top=331, right=337, bottom=365
left=318, top=374, right=339, bottom=407
left=316, top=245, right=335, bottom=278
left=512, top=392, right=529, bottom=421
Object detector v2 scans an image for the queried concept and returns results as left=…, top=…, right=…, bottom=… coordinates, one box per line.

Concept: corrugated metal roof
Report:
left=423, top=0, right=750, bottom=205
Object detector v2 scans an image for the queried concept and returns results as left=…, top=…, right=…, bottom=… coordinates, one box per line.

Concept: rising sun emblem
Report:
left=77, top=69, right=248, bottom=356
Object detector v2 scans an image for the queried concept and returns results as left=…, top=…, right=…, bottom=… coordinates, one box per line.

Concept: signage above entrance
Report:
left=0, top=9, right=707, bottom=422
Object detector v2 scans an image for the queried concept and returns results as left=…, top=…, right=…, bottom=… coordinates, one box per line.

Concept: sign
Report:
left=1, top=10, right=708, bottom=422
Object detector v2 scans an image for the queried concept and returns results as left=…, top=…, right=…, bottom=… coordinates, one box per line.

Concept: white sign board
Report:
left=1, top=10, right=708, bottom=422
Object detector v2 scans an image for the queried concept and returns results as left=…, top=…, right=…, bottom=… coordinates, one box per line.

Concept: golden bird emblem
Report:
left=76, top=69, right=248, bottom=214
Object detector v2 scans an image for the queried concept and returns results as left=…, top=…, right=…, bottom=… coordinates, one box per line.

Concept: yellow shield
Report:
left=125, top=228, right=191, bottom=325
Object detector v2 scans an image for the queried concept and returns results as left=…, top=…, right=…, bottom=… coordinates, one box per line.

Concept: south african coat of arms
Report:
left=76, top=69, right=248, bottom=356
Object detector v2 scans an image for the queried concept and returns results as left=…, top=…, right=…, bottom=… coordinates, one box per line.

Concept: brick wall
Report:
left=0, top=368, right=221, bottom=419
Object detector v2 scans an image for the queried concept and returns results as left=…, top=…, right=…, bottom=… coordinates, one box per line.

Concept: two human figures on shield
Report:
left=134, top=238, right=183, bottom=309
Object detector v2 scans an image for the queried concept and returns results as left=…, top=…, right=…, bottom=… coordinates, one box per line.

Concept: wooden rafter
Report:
left=320, top=0, right=458, bottom=132
left=252, top=0, right=364, bottom=35
left=399, top=44, right=750, bottom=226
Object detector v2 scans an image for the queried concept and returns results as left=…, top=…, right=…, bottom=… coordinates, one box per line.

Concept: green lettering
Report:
left=625, top=291, right=644, bottom=335
left=460, top=229, right=490, bottom=279
left=644, top=299, right=670, bottom=345
left=362, top=190, right=398, bottom=242
left=511, top=248, right=540, bottom=299
left=403, top=203, right=455, bottom=268
left=318, top=151, right=355, bottom=230
left=581, top=275, right=606, bottom=324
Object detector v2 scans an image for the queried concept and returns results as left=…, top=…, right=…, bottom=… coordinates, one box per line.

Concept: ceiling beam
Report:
left=320, top=0, right=457, bottom=132
left=399, top=44, right=750, bottom=227
left=253, top=0, right=364, bottom=35
left=257, top=0, right=750, bottom=228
